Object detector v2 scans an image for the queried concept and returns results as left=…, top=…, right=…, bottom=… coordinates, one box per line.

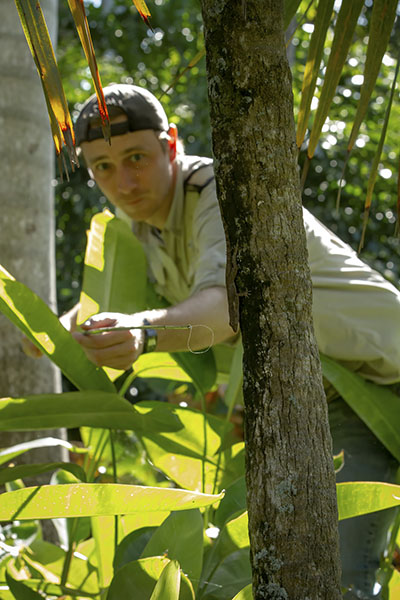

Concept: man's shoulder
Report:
left=178, top=155, right=214, bottom=190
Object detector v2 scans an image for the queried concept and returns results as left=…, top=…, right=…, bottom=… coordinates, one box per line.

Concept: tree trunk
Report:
left=201, top=1, right=342, bottom=598
left=0, top=0, right=65, bottom=537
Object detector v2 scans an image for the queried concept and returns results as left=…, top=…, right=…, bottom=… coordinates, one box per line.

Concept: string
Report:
left=187, top=324, right=214, bottom=354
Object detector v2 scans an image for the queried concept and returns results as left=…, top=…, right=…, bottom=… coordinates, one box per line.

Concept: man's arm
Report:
left=73, top=286, right=236, bottom=371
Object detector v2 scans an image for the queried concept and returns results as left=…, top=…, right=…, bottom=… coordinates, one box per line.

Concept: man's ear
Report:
left=167, top=124, right=178, bottom=161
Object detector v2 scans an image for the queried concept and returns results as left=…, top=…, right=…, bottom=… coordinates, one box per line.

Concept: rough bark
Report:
left=0, top=0, right=65, bottom=538
left=201, top=1, right=342, bottom=598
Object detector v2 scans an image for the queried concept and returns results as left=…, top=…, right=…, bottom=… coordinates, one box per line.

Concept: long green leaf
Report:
left=307, top=0, right=365, bottom=158
left=0, top=462, right=86, bottom=485
left=321, top=354, right=400, bottom=462
left=284, top=0, right=303, bottom=29
left=91, top=516, right=116, bottom=589
left=347, top=0, right=398, bottom=152
left=0, top=437, right=86, bottom=467
left=0, top=391, right=181, bottom=433
left=0, top=484, right=223, bottom=521
left=232, top=585, right=253, bottom=600
left=149, top=560, right=180, bottom=600
left=296, top=0, right=335, bottom=148
left=201, top=548, right=251, bottom=599
left=0, top=265, right=115, bottom=393
left=337, top=481, right=400, bottom=520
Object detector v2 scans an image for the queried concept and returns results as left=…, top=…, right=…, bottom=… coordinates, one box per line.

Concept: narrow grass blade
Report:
left=132, top=0, right=152, bottom=29
left=307, top=0, right=364, bottom=159
left=296, top=0, right=335, bottom=148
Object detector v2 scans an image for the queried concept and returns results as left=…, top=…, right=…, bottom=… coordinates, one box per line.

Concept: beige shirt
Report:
left=118, top=154, right=400, bottom=385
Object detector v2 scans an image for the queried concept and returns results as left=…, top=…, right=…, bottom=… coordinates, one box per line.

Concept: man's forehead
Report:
left=81, top=128, right=161, bottom=161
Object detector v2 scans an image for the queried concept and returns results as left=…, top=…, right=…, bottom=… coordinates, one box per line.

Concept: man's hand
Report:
left=73, top=312, right=145, bottom=371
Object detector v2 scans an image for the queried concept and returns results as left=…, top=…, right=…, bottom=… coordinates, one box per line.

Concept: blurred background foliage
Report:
left=55, top=0, right=400, bottom=316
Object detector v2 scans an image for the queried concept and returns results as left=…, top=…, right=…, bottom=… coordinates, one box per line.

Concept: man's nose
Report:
left=117, top=165, right=138, bottom=194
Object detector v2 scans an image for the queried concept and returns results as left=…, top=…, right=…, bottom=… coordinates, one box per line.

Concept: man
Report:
left=33, top=83, right=400, bottom=598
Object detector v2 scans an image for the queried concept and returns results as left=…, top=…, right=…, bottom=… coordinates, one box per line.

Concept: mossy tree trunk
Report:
left=201, top=1, right=342, bottom=597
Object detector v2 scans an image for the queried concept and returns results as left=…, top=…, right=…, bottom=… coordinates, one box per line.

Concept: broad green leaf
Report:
left=149, top=560, right=180, bottom=600
left=5, top=579, right=97, bottom=598
left=0, top=462, right=86, bottom=485
left=388, top=568, right=400, bottom=597
left=107, top=557, right=194, bottom=600
left=0, top=436, right=86, bottom=467
left=337, top=482, right=400, bottom=520
left=223, top=342, right=243, bottom=410
left=139, top=401, right=245, bottom=493
left=14, top=0, right=76, bottom=163
left=0, top=265, right=115, bottom=393
left=0, top=483, right=224, bottom=520
left=333, top=450, right=345, bottom=473
left=78, top=210, right=147, bottom=324
left=347, top=0, right=398, bottom=152
left=120, top=512, right=170, bottom=538
left=307, top=0, right=365, bottom=158
left=5, top=572, right=43, bottom=600
left=201, top=512, right=249, bottom=591
left=0, top=391, right=181, bottom=433
left=214, top=476, right=247, bottom=529
left=201, top=547, right=251, bottom=599
left=321, top=355, right=400, bottom=462
left=114, top=527, right=157, bottom=571
left=232, top=584, right=253, bottom=600
left=142, top=510, right=203, bottom=590
left=296, top=0, right=335, bottom=148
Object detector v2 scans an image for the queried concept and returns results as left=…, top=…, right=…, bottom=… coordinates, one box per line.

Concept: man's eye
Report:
left=129, top=153, right=143, bottom=163
left=95, top=162, right=111, bottom=172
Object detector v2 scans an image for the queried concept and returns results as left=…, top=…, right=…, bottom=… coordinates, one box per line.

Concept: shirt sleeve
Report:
left=190, top=179, right=227, bottom=295
left=304, top=207, right=400, bottom=384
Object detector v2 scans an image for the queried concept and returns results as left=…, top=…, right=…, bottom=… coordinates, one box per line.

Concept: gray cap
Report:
left=75, top=84, right=169, bottom=145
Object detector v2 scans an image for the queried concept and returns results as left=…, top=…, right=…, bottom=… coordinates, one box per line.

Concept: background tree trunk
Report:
left=201, top=1, right=342, bottom=597
left=0, top=0, right=65, bottom=539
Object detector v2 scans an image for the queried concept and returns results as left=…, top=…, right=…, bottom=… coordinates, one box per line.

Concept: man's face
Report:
left=81, top=120, right=176, bottom=229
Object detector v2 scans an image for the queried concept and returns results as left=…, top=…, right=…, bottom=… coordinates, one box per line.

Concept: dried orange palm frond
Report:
left=131, top=0, right=153, bottom=30
left=14, top=0, right=77, bottom=169
left=67, top=0, right=110, bottom=144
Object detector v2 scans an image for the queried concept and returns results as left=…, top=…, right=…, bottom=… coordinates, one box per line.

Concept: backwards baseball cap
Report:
left=75, top=84, right=169, bottom=146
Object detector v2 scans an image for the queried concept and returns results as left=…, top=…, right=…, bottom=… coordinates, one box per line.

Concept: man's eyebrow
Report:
left=89, top=146, right=147, bottom=164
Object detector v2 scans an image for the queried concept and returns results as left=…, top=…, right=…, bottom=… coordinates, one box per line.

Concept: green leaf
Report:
left=232, top=584, right=253, bottom=600
left=0, top=462, right=86, bottom=485
left=114, top=527, right=157, bottom=571
left=142, top=510, right=203, bottom=590
left=107, top=556, right=194, bottom=600
left=0, top=264, right=115, bottom=393
left=139, top=401, right=245, bottom=493
left=91, top=516, right=116, bottom=588
left=284, top=0, right=303, bottom=30
left=321, top=355, right=400, bottom=463
left=347, top=0, right=398, bottom=152
left=296, top=0, right=335, bottom=148
left=201, top=547, right=251, bottom=599
left=0, top=436, right=86, bottom=466
left=5, top=572, right=43, bottom=600
left=307, top=0, right=365, bottom=158
left=0, top=391, right=181, bottom=433
left=214, top=476, right=247, bottom=529
left=149, top=560, right=180, bottom=600
left=337, top=481, right=400, bottom=520
left=0, top=483, right=224, bottom=520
